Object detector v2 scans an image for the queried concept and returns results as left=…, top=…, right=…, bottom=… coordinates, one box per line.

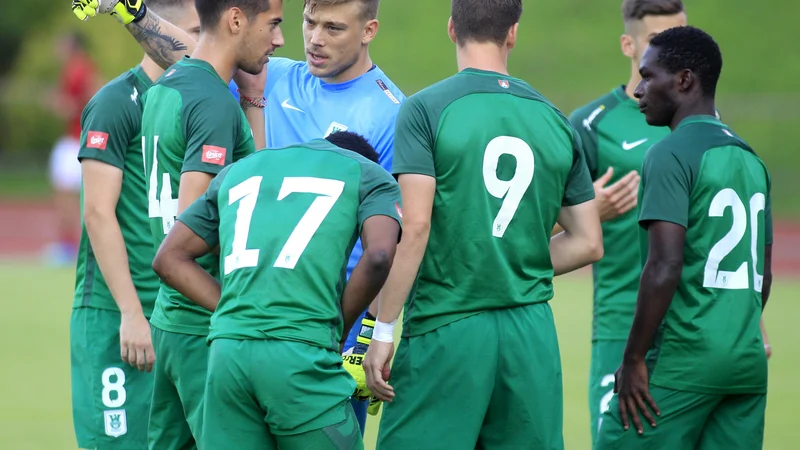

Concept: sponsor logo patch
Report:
left=376, top=79, right=401, bottom=104
left=87, top=131, right=109, bottom=150
left=498, top=79, right=509, bottom=89
left=201, top=145, right=227, bottom=165
left=104, top=409, right=127, bottom=438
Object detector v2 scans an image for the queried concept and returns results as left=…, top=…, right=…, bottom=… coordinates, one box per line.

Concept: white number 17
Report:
left=224, top=176, right=345, bottom=274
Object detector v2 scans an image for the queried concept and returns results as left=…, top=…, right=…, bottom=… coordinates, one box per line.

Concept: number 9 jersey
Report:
left=391, top=69, right=595, bottom=338
left=638, top=115, right=772, bottom=394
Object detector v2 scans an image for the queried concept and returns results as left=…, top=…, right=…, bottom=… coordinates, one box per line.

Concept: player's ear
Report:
left=677, top=69, right=693, bottom=93
left=447, top=17, right=456, bottom=44
left=621, top=34, right=635, bottom=59
left=227, top=7, right=244, bottom=35
left=506, top=23, right=519, bottom=50
left=362, top=19, right=379, bottom=44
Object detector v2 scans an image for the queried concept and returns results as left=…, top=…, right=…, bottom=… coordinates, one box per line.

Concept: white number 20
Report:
left=224, top=176, right=345, bottom=274
left=703, top=189, right=766, bottom=292
left=482, top=136, right=535, bottom=238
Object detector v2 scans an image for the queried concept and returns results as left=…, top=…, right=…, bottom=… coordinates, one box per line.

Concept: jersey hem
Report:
left=391, top=165, right=435, bottom=178
left=650, top=379, right=767, bottom=395
left=638, top=214, right=688, bottom=229
left=77, top=153, right=125, bottom=171
left=149, top=317, right=209, bottom=336
left=563, top=188, right=596, bottom=207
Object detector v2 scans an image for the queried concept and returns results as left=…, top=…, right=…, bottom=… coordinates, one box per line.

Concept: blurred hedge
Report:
left=2, top=0, right=799, bottom=215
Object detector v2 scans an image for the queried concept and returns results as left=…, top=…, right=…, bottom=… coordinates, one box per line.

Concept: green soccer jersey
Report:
left=142, top=57, right=255, bottom=336
left=392, top=68, right=595, bottom=337
left=177, top=139, right=402, bottom=350
left=639, top=115, right=772, bottom=394
left=569, top=86, right=671, bottom=341
left=73, top=66, right=159, bottom=317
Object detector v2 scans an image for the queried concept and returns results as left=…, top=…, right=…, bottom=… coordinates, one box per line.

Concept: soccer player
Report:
left=595, top=26, right=773, bottom=449
left=150, top=131, right=402, bottom=449
left=362, top=0, right=604, bottom=448
left=141, top=0, right=283, bottom=447
left=263, top=0, right=405, bottom=428
left=69, top=1, right=200, bottom=448
left=566, top=0, right=686, bottom=441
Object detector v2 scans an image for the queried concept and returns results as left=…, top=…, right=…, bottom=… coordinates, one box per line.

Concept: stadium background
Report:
left=0, top=1, right=797, bottom=448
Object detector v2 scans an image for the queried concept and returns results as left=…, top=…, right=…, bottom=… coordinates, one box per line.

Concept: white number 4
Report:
left=224, top=176, right=345, bottom=274
left=482, top=136, right=535, bottom=238
left=703, top=188, right=766, bottom=292
left=144, top=135, right=179, bottom=234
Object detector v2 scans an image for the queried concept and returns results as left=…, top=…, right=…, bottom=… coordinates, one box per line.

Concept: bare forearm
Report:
left=549, top=231, right=602, bottom=276
left=85, top=212, right=142, bottom=315
left=155, top=259, right=221, bottom=312
left=623, top=261, right=681, bottom=363
left=126, top=10, right=193, bottom=70
left=341, top=252, right=393, bottom=338
left=240, top=100, right=266, bottom=150
left=377, top=229, right=428, bottom=324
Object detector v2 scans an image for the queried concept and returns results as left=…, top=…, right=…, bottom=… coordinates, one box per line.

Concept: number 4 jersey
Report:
left=639, top=115, right=772, bottom=394
left=142, top=57, right=255, bottom=336
left=177, top=139, right=402, bottom=350
left=392, top=68, right=595, bottom=338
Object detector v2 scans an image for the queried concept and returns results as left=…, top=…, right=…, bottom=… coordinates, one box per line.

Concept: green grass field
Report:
left=0, top=262, right=797, bottom=449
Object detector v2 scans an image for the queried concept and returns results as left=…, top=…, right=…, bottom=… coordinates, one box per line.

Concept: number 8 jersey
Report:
left=638, top=115, right=772, bottom=394
left=391, top=69, right=596, bottom=338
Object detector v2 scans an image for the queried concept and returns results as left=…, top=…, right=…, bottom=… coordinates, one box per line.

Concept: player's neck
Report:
left=455, top=43, right=510, bottom=76
left=191, top=35, right=238, bottom=84
left=625, top=70, right=641, bottom=101
left=322, top=52, right=374, bottom=84
left=140, top=57, right=164, bottom=84
left=670, top=98, right=717, bottom=130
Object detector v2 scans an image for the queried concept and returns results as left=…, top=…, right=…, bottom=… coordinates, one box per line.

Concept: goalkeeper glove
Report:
left=71, top=0, right=146, bottom=24
left=342, top=312, right=376, bottom=400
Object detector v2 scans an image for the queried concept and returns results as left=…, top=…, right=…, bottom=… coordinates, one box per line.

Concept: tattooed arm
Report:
left=126, top=9, right=195, bottom=70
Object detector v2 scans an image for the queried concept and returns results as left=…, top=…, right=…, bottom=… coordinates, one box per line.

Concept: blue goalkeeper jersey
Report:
left=263, top=57, right=405, bottom=280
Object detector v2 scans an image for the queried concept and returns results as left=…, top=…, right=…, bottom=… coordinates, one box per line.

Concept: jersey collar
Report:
left=676, top=115, right=723, bottom=130
left=319, top=64, right=378, bottom=92
left=132, top=65, right=154, bottom=89
left=178, top=56, right=226, bottom=86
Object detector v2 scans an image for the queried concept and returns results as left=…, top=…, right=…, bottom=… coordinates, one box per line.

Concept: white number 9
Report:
left=482, top=136, right=535, bottom=238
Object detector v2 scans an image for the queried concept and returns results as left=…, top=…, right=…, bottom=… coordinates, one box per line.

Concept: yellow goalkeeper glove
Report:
left=342, top=313, right=376, bottom=400
left=71, top=0, right=146, bottom=24
left=367, top=395, right=382, bottom=416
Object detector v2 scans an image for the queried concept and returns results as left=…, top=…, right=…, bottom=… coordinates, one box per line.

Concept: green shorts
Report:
left=378, top=302, right=564, bottom=450
left=148, top=326, right=209, bottom=449
left=595, top=385, right=766, bottom=450
left=589, top=340, right=626, bottom=445
left=201, top=338, right=362, bottom=450
left=70, top=307, right=154, bottom=449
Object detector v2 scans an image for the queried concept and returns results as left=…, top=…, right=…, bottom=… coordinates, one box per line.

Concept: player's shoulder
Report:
left=361, top=65, right=406, bottom=107
left=85, top=68, right=148, bottom=118
left=268, top=57, right=306, bottom=76
left=567, top=86, right=624, bottom=129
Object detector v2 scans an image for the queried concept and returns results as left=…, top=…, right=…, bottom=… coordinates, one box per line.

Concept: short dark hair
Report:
left=146, top=0, right=193, bottom=22
left=195, top=0, right=272, bottom=30
left=325, top=131, right=379, bottom=163
left=622, top=0, right=684, bottom=22
left=451, top=0, right=522, bottom=47
left=304, top=0, right=380, bottom=20
left=649, top=26, right=722, bottom=97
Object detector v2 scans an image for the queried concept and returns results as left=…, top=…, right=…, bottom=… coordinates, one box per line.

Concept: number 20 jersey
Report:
left=391, top=69, right=596, bottom=337
left=638, top=115, right=772, bottom=394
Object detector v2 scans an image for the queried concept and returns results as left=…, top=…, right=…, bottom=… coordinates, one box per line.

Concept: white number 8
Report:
left=482, top=136, right=535, bottom=238
left=101, top=367, right=126, bottom=408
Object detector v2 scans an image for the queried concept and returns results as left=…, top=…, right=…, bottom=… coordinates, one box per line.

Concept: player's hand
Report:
left=363, top=340, right=395, bottom=402
left=593, top=167, right=640, bottom=222
left=71, top=0, right=103, bottom=21
left=233, top=64, right=268, bottom=103
left=120, top=310, right=156, bottom=372
left=109, top=0, right=147, bottom=25
left=367, top=396, right=382, bottom=416
left=614, top=359, right=659, bottom=435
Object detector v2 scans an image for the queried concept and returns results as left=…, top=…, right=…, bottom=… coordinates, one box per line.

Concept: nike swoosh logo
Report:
left=281, top=99, right=304, bottom=113
left=622, top=138, right=648, bottom=151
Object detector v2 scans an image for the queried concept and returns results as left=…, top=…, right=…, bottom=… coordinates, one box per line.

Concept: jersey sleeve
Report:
left=358, top=160, right=403, bottom=235
left=181, top=95, right=243, bottom=175
left=638, top=146, right=692, bottom=229
left=562, top=130, right=596, bottom=206
left=177, top=165, right=231, bottom=249
left=77, top=88, right=137, bottom=170
left=372, top=114, right=397, bottom=172
left=391, top=96, right=435, bottom=177
left=568, top=109, right=600, bottom=179
left=264, top=57, right=298, bottom=96
left=764, top=173, right=773, bottom=246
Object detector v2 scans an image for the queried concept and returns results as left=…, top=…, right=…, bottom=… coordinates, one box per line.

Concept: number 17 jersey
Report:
left=392, top=69, right=595, bottom=337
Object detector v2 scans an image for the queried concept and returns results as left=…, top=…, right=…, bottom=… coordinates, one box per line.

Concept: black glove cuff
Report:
left=132, top=1, right=147, bottom=22
left=364, top=311, right=377, bottom=322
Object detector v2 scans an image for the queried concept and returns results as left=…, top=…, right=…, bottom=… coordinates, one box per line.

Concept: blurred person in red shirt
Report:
left=46, top=31, right=101, bottom=265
